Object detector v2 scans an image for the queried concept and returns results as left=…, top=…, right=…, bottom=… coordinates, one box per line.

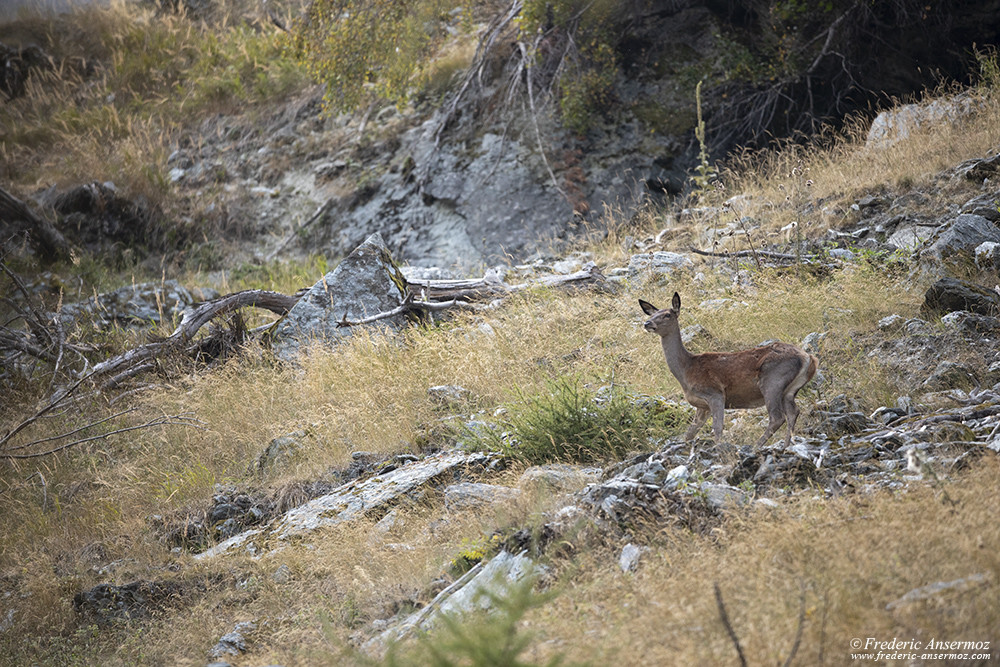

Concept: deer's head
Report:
left=639, top=292, right=682, bottom=337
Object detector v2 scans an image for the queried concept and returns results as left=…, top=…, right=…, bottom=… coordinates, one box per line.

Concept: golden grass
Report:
left=534, top=459, right=1000, bottom=666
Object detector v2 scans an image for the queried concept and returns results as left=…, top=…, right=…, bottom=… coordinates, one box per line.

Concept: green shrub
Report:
left=466, top=377, right=686, bottom=465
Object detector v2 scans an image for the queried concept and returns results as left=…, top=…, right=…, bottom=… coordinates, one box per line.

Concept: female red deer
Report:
left=640, top=293, right=817, bottom=448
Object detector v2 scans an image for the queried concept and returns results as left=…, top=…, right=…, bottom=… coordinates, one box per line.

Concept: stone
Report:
left=681, top=324, right=713, bottom=347
left=940, top=310, right=1000, bottom=334
left=697, top=483, right=749, bottom=510
left=428, top=385, right=471, bottom=406
left=922, top=361, right=978, bottom=390
left=517, top=464, right=602, bottom=493
left=866, top=93, right=981, bottom=148
left=878, top=314, right=905, bottom=331
left=923, top=214, right=1000, bottom=262
left=209, top=621, right=257, bottom=658
left=58, top=280, right=217, bottom=330
left=270, top=233, right=409, bottom=361
left=73, top=580, right=180, bottom=623
left=627, top=251, right=693, bottom=277
left=922, top=278, right=1000, bottom=316
left=975, top=241, right=1000, bottom=271
left=256, top=430, right=308, bottom=473
left=618, top=543, right=648, bottom=573
left=443, top=482, right=520, bottom=512
left=367, top=550, right=544, bottom=653
left=885, top=573, right=990, bottom=611
left=195, top=450, right=491, bottom=559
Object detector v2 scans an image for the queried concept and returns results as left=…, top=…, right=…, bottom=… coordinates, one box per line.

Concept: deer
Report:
left=639, top=293, right=818, bottom=448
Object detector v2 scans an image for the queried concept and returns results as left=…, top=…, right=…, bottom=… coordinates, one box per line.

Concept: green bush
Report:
left=466, top=377, right=686, bottom=465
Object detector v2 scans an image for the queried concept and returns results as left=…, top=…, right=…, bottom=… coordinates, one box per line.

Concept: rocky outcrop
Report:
left=269, top=232, right=409, bottom=361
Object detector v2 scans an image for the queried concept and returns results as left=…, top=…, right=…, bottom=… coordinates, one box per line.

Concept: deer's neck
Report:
left=661, top=327, right=693, bottom=383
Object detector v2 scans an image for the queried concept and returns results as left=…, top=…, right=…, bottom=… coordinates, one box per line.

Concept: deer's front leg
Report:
left=708, top=393, right=726, bottom=443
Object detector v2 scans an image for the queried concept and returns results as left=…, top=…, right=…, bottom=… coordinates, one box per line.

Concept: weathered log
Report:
left=89, top=289, right=298, bottom=385
left=405, top=261, right=606, bottom=300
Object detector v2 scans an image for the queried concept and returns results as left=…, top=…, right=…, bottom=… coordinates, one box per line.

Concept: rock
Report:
left=975, top=241, right=1000, bottom=271
left=698, top=483, right=749, bottom=510
left=618, top=543, right=648, bottom=573
left=443, top=482, right=520, bottom=512
left=195, top=450, right=491, bottom=559
left=681, top=324, right=713, bottom=347
left=73, top=580, right=180, bottom=623
left=256, top=430, right=308, bottom=473
left=48, top=181, right=162, bottom=252
left=271, top=564, right=292, bottom=584
left=961, top=192, right=1000, bottom=222
left=885, top=573, right=990, bottom=611
left=922, top=361, right=979, bottom=391
left=517, top=464, right=602, bottom=493
left=627, top=251, right=693, bottom=277
left=427, top=385, right=471, bottom=406
left=801, top=331, right=827, bottom=355
left=813, top=412, right=870, bottom=438
left=866, top=93, right=981, bottom=148
left=209, top=620, right=257, bottom=658
left=922, top=278, right=1000, bottom=316
left=270, top=233, right=409, bottom=361
left=940, top=310, right=1000, bottom=334
left=877, top=314, right=905, bottom=331
left=367, top=550, right=544, bottom=653
left=953, top=153, right=1000, bottom=182
left=923, top=214, right=1000, bottom=262
left=58, top=280, right=216, bottom=329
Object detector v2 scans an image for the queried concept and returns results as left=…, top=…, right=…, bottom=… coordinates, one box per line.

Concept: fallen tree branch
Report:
left=405, top=261, right=605, bottom=301
left=688, top=246, right=820, bottom=262
left=0, top=188, right=71, bottom=261
left=714, top=582, right=748, bottom=667
left=88, top=289, right=297, bottom=385
left=1, top=411, right=204, bottom=460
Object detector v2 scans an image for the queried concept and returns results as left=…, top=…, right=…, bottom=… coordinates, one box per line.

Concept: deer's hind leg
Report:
left=684, top=406, right=710, bottom=441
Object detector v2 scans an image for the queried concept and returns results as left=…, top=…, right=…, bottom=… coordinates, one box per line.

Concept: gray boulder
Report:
left=922, top=278, right=1000, bottom=316
left=923, top=214, right=1000, bottom=262
left=270, top=233, right=408, bottom=361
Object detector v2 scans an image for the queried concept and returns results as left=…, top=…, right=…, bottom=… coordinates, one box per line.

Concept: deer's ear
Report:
left=639, top=299, right=658, bottom=316
left=672, top=292, right=681, bottom=311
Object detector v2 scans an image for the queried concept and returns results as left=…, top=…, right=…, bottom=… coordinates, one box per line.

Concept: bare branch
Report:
left=1, top=412, right=204, bottom=460
left=714, top=582, right=748, bottom=667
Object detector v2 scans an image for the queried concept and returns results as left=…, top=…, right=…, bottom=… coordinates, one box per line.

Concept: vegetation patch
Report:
left=464, top=376, right=687, bottom=465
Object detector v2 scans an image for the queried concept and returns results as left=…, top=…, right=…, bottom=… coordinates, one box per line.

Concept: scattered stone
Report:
left=209, top=620, right=257, bottom=658
left=627, top=251, right=693, bottom=277
left=801, top=331, right=827, bottom=354
left=878, top=314, right=905, bottom=331
left=940, top=310, right=1000, bottom=334
left=680, top=323, right=713, bottom=347
left=271, top=564, right=292, bottom=585
left=58, top=280, right=217, bottom=330
left=367, top=550, right=544, bottom=653
left=866, top=93, right=981, bottom=149
left=257, top=430, right=309, bottom=473
left=698, top=483, right=749, bottom=510
left=73, top=580, right=180, bottom=623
